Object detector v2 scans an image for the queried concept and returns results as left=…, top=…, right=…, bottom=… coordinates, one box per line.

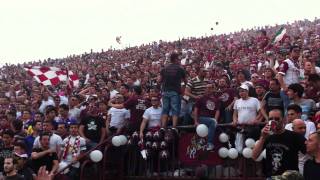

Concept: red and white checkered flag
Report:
left=24, top=66, right=79, bottom=87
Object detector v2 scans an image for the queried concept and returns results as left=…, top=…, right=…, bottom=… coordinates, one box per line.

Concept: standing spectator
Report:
left=33, top=120, right=63, bottom=154
left=24, top=120, right=42, bottom=156
left=304, top=131, right=320, bottom=180
left=253, top=109, right=306, bottom=177
left=60, top=120, right=86, bottom=180
left=109, top=86, right=149, bottom=133
left=277, top=45, right=301, bottom=88
left=287, top=83, right=316, bottom=121
left=160, top=52, right=187, bottom=128
left=107, top=94, right=130, bottom=135
left=38, top=91, right=55, bottom=114
left=194, top=83, right=221, bottom=151
left=31, top=132, right=59, bottom=175
left=79, top=103, right=106, bottom=149
left=15, top=153, right=36, bottom=180
left=68, top=95, right=81, bottom=122
left=139, top=96, right=162, bottom=139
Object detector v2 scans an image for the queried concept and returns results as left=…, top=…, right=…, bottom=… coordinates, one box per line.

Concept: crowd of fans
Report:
left=0, top=18, right=320, bottom=180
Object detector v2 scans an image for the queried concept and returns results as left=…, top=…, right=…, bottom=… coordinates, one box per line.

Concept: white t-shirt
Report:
left=233, top=97, right=260, bottom=124
left=108, top=107, right=130, bottom=128
left=61, top=135, right=86, bottom=168
left=143, top=106, right=162, bottom=128
left=285, top=121, right=316, bottom=139
left=69, top=107, right=82, bottom=121
left=33, top=133, right=63, bottom=153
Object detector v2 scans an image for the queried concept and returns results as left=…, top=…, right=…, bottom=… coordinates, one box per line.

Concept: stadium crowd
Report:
left=0, top=18, right=320, bottom=179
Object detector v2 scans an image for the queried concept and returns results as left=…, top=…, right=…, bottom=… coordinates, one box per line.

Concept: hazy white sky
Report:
left=0, top=0, right=319, bottom=64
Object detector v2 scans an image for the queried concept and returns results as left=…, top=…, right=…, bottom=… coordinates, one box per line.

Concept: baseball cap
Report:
left=239, top=84, right=249, bottom=91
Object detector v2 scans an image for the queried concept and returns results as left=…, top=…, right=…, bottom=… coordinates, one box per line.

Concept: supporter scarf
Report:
left=62, top=135, right=81, bottom=159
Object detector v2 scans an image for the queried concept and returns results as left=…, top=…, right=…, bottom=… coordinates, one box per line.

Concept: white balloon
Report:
left=219, top=133, right=229, bottom=143
left=118, top=135, right=128, bottom=145
left=245, top=138, right=255, bottom=148
left=196, top=124, right=208, bottom=137
left=228, top=148, right=238, bottom=159
left=90, top=150, right=103, bottom=162
left=218, top=147, right=229, bottom=158
left=112, top=136, right=122, bottom=147
left=242, top=148, right=253, bottom=159
left=58, top=162, right=69, bottom=174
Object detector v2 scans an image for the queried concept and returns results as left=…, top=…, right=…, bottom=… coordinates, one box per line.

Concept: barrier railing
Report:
left=55, top=123, right=266, bottom=180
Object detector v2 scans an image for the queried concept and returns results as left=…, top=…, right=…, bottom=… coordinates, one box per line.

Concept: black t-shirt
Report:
left=4, top=174, right=24, bottom=180
left=303, top=159, right=320, bottom=180
left=160, top=64, right=186, bottom=93
left=263, top=130, right=306, bottom=177
left=18, top=167, right=35, bottom=180
left=80, top=115, right=106, bottom=143
left=31, top=148, right=58, bottom=173
left=263, top=91, right=284, bottom=113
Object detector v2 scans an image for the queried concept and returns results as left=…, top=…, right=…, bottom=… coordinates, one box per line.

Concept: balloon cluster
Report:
left=217, top=135, right=266, bottom=161
left=217, top=133, right=239, bottom=159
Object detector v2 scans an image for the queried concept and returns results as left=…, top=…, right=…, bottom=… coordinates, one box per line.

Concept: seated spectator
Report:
left=194, top=83, right=221, bottom=151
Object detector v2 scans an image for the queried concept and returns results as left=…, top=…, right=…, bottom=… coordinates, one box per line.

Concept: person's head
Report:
left=53, top=96, right=60, bottom=105
left=3, top=156, right=17, bottom=175
left=2, top=129, right=14, bottom=146
left=250, top=73, right=259, bottom=83
left=32, top=120, right=42, bottom=132
left=170, top=52, right=180, bottom=63
left=10, top=119, right=23, bottom=132
left=58, top=104, right=69, bottom=118
left=149, top=86, right=159, bottom=97
left=205, top=83, right=216, bottom=95
left=39, top=132, right=51, bottom=149
left=303, top=61, right=313, bottom=72
left=114, top=94, right=125, bottom=104
left=287, top=104, right=302, bottom=122
left=34, top=112, right=44, bottom=122
left=119, top=84, right=130, bottom=96
left=306, top=131, right=320, bottom=155
left=42, top=120, right=54, bottom=132
left=308, top=73, right=320, bottom=88
left=21, top=110, right=32, bottom=120
left=287, top=83, right=304, bottom=99
left=150, top=96, right=160, bottom=108
left=13, top=141, right=27, bottom=155
left=268, top=109, right=284, bottom=133
left=69, top=95, right=80, bottom=107
left=292, top=119, right=306, bottom=136
left=255, top=83, right=266, bottom=96
left=237, top=70, right=247, bottom=82
left=290, top=45, right=301, bottom=60
left=269, top=78, right=281, bottom=92
left=45, top=105, right=57, bottom=120
left=238, top=84, right=249, bottom=99
left=56, top=122, right=67, bottom=136
left=68, top=121, right=79, bottom=136
left=218, top=78, right=228, bottom=88
left=131, top=86, right=142, bottom=96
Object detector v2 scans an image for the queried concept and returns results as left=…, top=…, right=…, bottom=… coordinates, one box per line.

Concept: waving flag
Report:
left=272, top=27, right=286, bottom=44
left=24, top=66, right=79, bottom=87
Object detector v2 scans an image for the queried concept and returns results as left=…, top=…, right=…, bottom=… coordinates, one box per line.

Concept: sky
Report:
left=0, top=0, right=319, bottom=65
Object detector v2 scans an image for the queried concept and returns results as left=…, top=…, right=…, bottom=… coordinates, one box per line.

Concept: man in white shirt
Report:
left=107, top=94, right=130, bottom=134
left=233, top=84, right=261, bottom=151
left=39, top=91, right=55, bottom=113
left=68, top=95, right=82, bottom=122
left=139, top=97, right=162, bottom=139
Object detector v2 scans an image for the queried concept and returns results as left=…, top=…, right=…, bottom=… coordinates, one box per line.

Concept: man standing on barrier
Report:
left=252, top=109, right=306, bottom=178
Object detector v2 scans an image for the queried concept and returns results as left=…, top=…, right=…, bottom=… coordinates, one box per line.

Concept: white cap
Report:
left=239, top=84, right=249, bottom=91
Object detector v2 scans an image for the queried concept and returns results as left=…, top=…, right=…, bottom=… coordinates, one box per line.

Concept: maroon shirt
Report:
left=195, top=95, right=221, bottom=118
left=216, top=88, right=236, bottom=108
left=124, top=95, right=151, bottom=124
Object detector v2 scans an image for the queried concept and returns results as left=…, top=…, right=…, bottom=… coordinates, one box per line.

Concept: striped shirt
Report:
left=186, top=77, right=209, bottom=100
